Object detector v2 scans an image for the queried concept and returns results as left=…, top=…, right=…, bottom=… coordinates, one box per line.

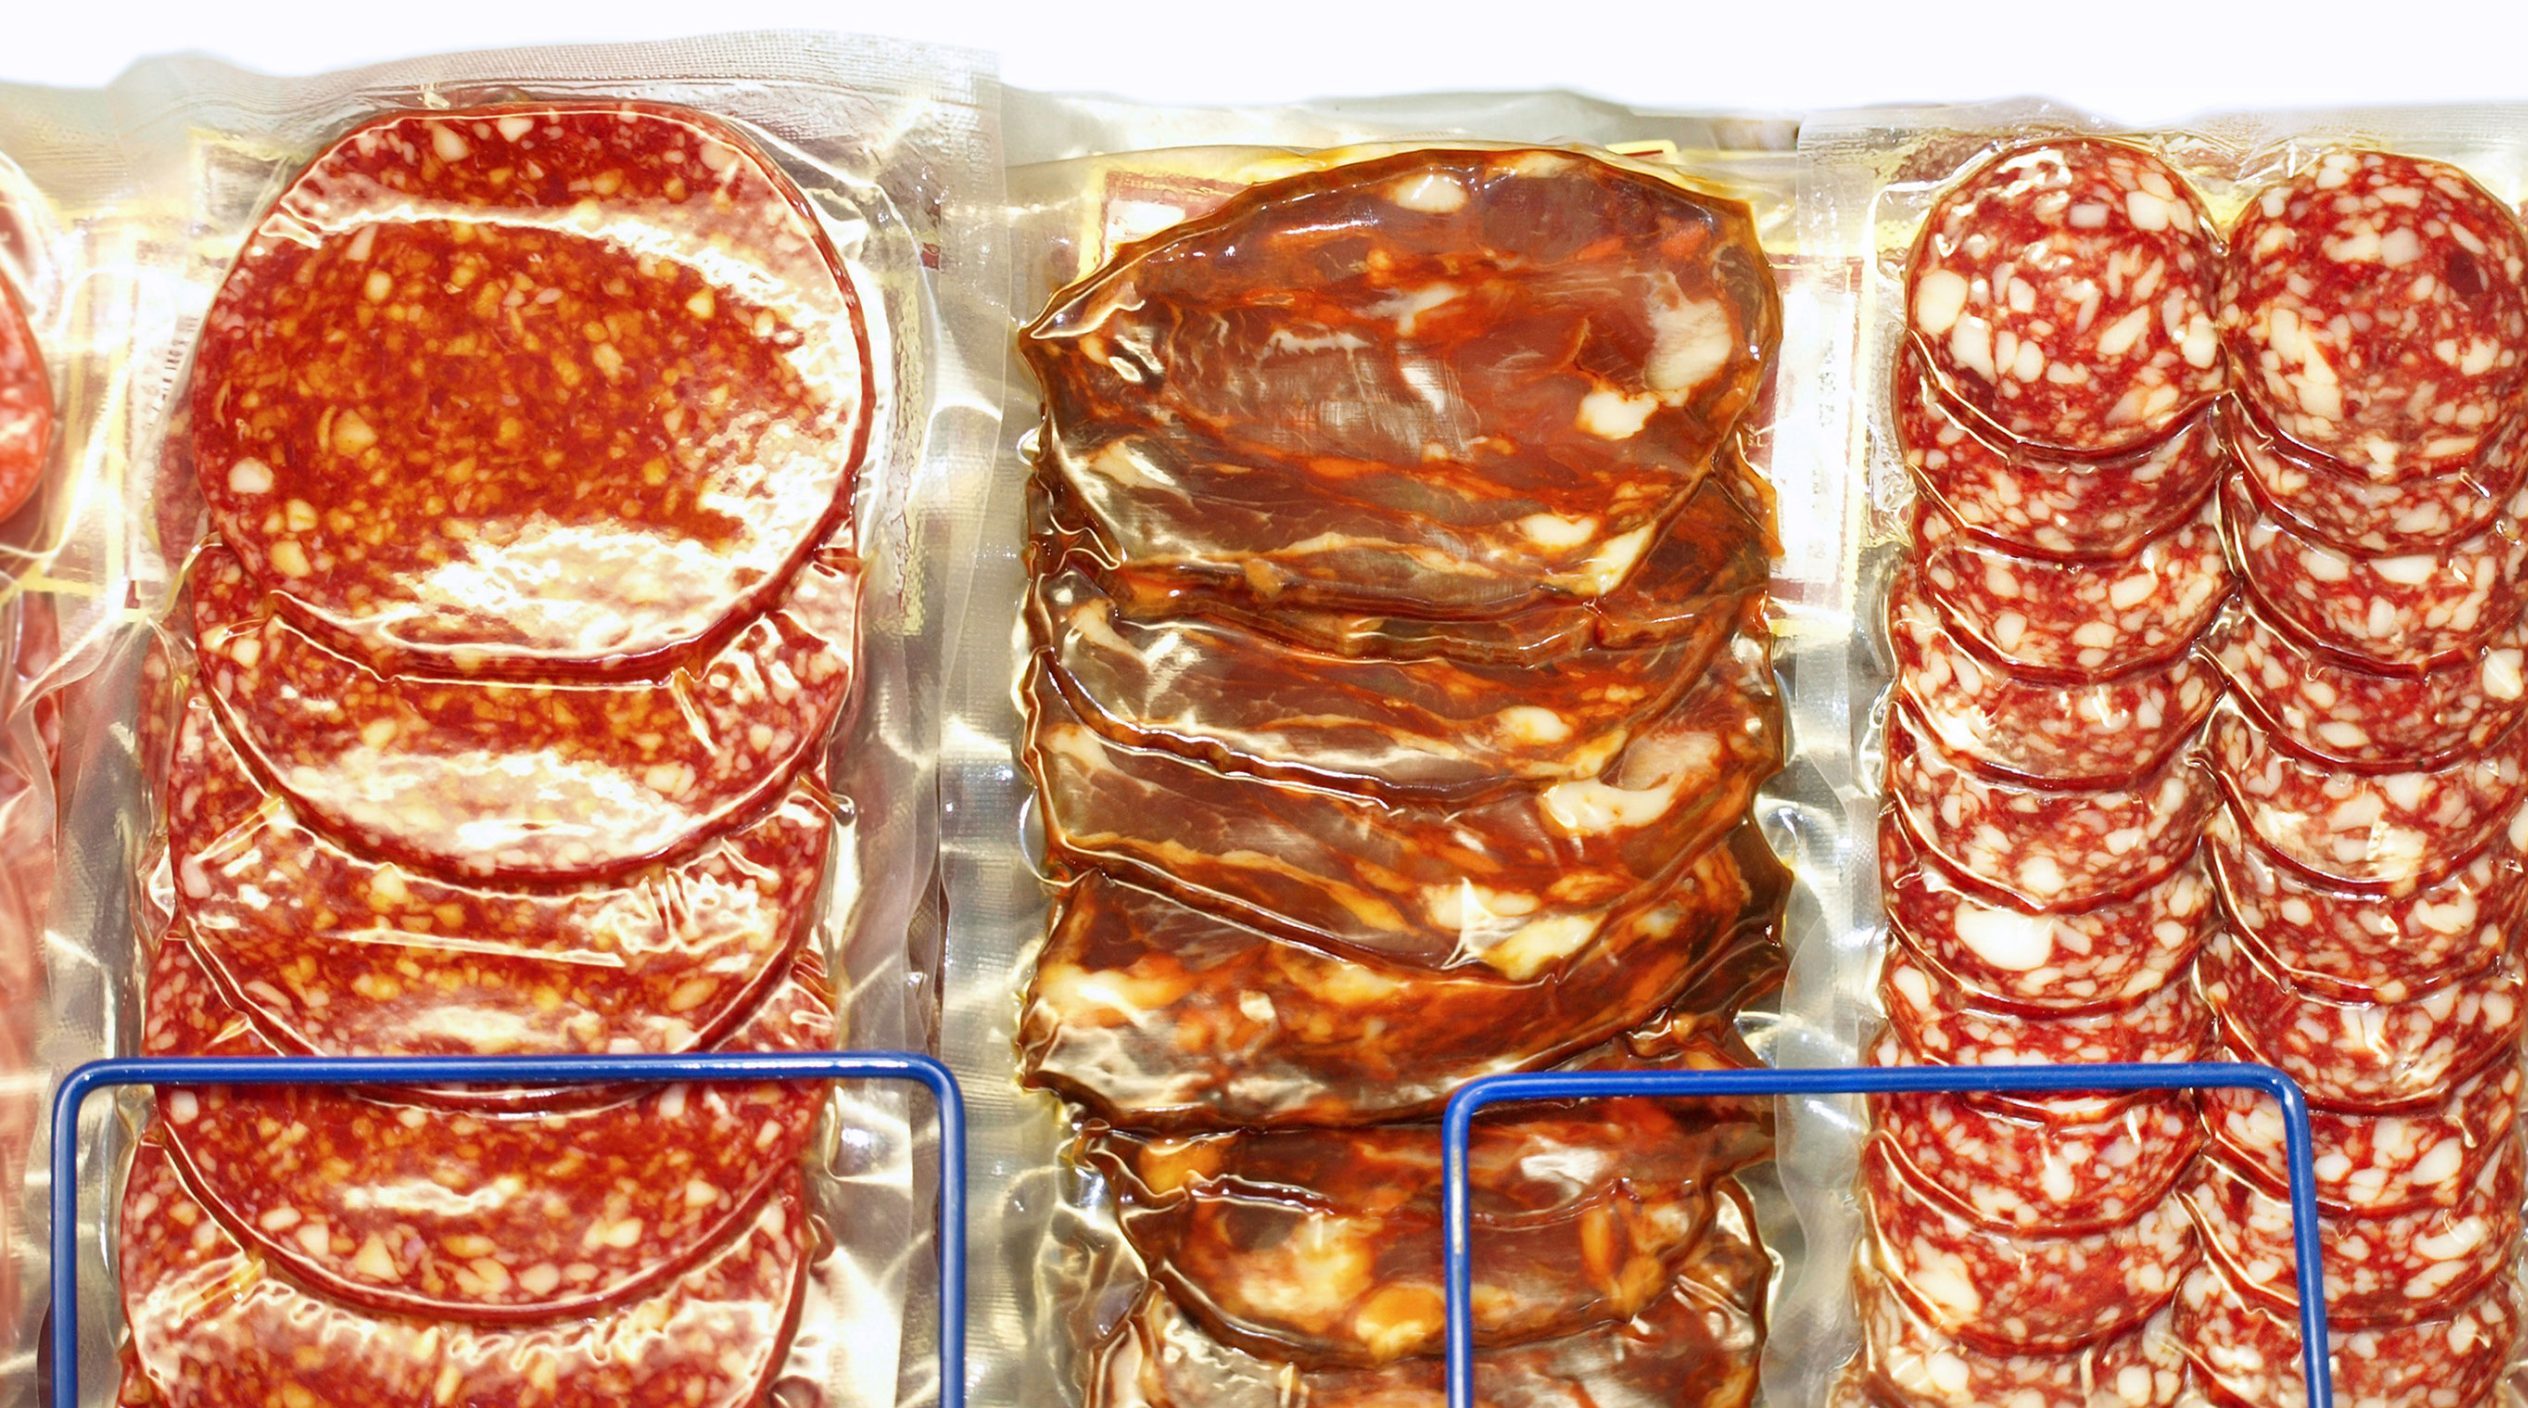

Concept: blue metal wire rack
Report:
left=1441, top=1061, right=2332, bottom=1408
left=47, top=1050, right=966, bottom=1408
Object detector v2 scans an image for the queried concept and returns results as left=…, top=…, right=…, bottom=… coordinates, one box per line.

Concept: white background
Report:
left=2, top=0, right=2522, bottom=120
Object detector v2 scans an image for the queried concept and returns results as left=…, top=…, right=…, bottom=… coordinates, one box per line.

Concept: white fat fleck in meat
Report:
left=1644, top=288, right=1734, bottom=399
left=1950, top=904, right=2057, bottom=973
left=1385, top=171, right=1468, bottom=214
left=1913, top=267, right=1970, bottom=337
left=1576, top=385, right=1661, bottom=440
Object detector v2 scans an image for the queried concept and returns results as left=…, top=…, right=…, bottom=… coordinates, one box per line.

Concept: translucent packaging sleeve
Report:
left=8, top=32, right=1004, bottom=1408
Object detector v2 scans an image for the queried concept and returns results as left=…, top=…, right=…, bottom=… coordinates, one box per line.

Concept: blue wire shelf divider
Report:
left=48, top=1050, right=966, bottom=1408
left=1441, top=1061, right=2331, bottom=1408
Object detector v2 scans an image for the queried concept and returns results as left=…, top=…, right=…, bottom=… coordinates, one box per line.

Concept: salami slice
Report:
left=1867, top=1022, right=2191, bottom=1145
left=1884, top=709, right=2215, bottom=911
left=1086, top=1206, right=1768, bottom=1408
left=1906, top=138, right=2223, bottom=456
left=2205, top=698, right=2525, bottom=891
left=2228, top=393, right=2528, bottom=554
left=1086, top=1099, right=1764, bottom=1366
left=2201, top=928, right=2526, bottom=1112
left=2202, top=1058, right=2522, bottom=1217
left=193, top=103, right=871, bottom=673
left=1870, top=1071, right=2199, bottom=1234
left=1887, top=564, right=2220, bottom=790
left=1021, top=832, right=1781, bottom=1130
left=168, top=688, right=823, bottom=1069
left=2184, top=1138, right=2521, bottom=1329
left=2206, top=803, right=2527, bottom=1004
left=1880, top=940, right=2210, bottom=1069
left=192, top=543, right=855, bottom=882
left=1913, top=486, right=2231, bottom=681
left=118, top=1134, right=809, bottom=1408
left=2175, top=1249, right=2520, bottom=1408
left=1034, top=560, right=1739, bottom=799
left=1880, top=808, right=2215, bottom=1016
left=1895, top=353, right=2221, bottom=562
left=1028, top=618, right=1779, bottom=978
left=1025, top=147, right=1777, bottom=621
left=2222, top=149, right=2528, bottom=481
left=1042, top=448, right=1774, bottom=668
left=1850, top=1262, right=2186, bottom=1408
left=1862, top=1135, right=2195, bottom=1353
left=146, top=937, right=829, bottom=1320
left=0, top=274, right=49, bottom=524
left=2221, top=470, right=2528, bottom=673
left=2205, top=597, right=2528, bottom=773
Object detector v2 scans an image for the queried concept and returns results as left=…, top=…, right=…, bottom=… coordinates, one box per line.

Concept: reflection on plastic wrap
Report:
left=994, top=138, right=1790, bottom=1408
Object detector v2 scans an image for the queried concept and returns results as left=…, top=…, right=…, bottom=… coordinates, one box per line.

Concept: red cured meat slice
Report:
left=2175, top=1249, right=2520, bottom=1408
left=1024, top=147, right=1778, bottom=621
left=117, top=1134, right=809, bottom=1408
left=2205, top=699, right=2525, bottom=891
left=0, top=275, right=48, bottom=523
left=1086, top=1202, right=1768, bottom=1408
left=2220, top=471, right=2528, bottom=673
left=1870, top=1072, right=2200, bottom=1235
left=193, top=103, right=871, bottom=674
left=167, top=688, right=823, bottom=1069
left=2201, top=928, right=2526, bottom=1113
left=2201, top=1059, right=2522, bottom=1217
left=1880, top=808, right=2214, bottom=1016
left=1879, top=940, right=2210, bottom=1069
left=146, top=937, right=829, bottom=1320
left=2185, top=1139, right=2521, bottom=1329
left=2228, top=393, right=2528, bottom=554
left=1087, top=1099, right=1766, bottom=1366
left=1862, top=1135, right=2195, bottom=1353
left=1021, top=832, right=1782, bottom=1130
left=1849, top=1262, right=2186, bottom=1408
left=1913, top=486, right=2231, bottom=681
left=1895, top=353, right=2221, bottom=562
left=1028, top=617, right=1779, bottom=977
left=2222, top=149, right=2528, bottom=481
left=2205, top=803, right=2527, bottom=1004
left=193, top=543, right=854, bottom=882
left=1886, top=565, right=2220, bottom=790
left=2205, top=598, right=2528, bottom=774
left=1906, top=139, right=2224, bottom=456
left=1044, top=448, right=1775, bottom=668
left=1884, top=709, right=2214, bottom=911
left=1033, top=561, right=1739, bottom=799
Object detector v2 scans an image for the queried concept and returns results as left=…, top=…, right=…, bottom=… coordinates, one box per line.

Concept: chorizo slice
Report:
left=2205, top=596, right=2528, bottom=774
left=0, top=273, right=47, bottom=523
left=118, top=1133, right=809, bottom=1408
left=2201, top=1058, right=2521, bottom=1218
left=1906, top=138, right=2223, bottom=456
left=2223, top=149, right=2528, bottom=481
left=1895, top=352, right=2220, bottom=561
left=1085, top=1099, right=1765, bottom=1366
left=1020, top=830, right=1781, bottom=1130
left=1847, top=1263, right=2184, bottom=1408
left=1913, top=485, right=2231, bottom=682
left=167, top=688, right=822, bottom=1073
left=2175, top=1249, right=2520, bottom=1408
left=193, top=103, right=871, bottom=673
left=1887, top=564, right=2219, bottom=790
left=1862, top=1135, right=2196, bottom=1353
left=1028, top=616, right=1779, bottom=977
left=146, top=937, right=828, bottom=1321
left=1024, top=147, right=1777, bottom=620
left=192, top=543, right=856, bottom=882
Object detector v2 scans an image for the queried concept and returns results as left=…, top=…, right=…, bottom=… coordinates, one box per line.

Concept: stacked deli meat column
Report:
left=2180, top=151, right=2528, bottom=1406
left=1011, top=150, right=1791, bottom=1405
left=119, top=107, right=867, bottom=1404
left=1851, top=140, right=2232, bottom=1405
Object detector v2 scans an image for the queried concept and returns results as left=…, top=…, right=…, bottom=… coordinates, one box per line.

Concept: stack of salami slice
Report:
left=1011, top=147, right=1791, bottom=1405
left=1853, top=138, right=2232, bottom=1405
left=2183, top=149, right=2528, bottom=1408
left=120, top=104, right=870, bottom=1406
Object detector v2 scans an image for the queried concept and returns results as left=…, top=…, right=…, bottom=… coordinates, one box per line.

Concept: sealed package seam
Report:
left=7, top=30, right=1003, bottom=1408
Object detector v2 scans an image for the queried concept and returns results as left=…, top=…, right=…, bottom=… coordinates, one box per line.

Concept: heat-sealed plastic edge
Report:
left=12, top=32, right=1005, bottom=1408
left=1777, top=97, right=2528, bottom=1407
left=937, top=89, right=1834, bottom=1408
